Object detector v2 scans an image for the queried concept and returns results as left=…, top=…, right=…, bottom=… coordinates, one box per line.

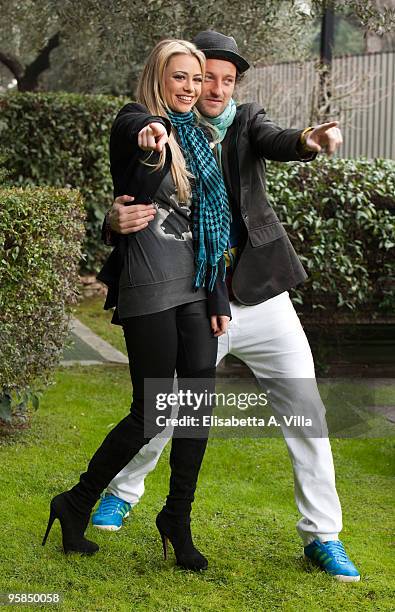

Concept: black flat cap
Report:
left=193, top=30, right=250, bottom=74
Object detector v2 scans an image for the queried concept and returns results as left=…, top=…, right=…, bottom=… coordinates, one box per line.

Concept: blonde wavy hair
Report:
left=136, top=39, right=206, bottom=202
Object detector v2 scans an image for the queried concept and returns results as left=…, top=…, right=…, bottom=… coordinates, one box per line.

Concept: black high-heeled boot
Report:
left=42, top=492, right=99, bottom=555
left=156, top=509, right=208, bottom=571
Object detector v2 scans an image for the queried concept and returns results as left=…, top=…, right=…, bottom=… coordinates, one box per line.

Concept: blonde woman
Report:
left=42, top=40, right=231, bottom=572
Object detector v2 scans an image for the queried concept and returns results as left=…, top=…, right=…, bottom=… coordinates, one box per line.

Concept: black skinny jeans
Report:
left=69, top=299, right=218, bottom=519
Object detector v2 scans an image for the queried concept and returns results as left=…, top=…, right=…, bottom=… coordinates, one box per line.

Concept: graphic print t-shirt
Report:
left=117, top=172, right=206, bottom=319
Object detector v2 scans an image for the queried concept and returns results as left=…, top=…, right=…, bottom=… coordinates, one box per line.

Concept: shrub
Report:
left=267, top=157, right=395, bottom=316
left=0, top=149, right=10, bottom=186
left=0, top=92, right=124, bottom=273
left=0, top=186, right=85, bottom=422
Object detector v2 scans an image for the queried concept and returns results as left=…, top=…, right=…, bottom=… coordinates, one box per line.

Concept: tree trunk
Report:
left=0, top=32, right=60, bottom=91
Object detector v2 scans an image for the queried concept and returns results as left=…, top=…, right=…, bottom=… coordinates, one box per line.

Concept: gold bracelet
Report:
left=300, top=126, right=314, bottom=149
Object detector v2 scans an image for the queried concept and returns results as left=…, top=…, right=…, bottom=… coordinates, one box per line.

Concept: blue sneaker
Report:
left=304, top=540, right=360, bottom=582
left=92, top=493, right=131, bottom=531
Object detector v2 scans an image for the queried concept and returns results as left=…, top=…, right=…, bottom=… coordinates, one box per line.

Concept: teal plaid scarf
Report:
left=167, top=110, right=230, bottom=291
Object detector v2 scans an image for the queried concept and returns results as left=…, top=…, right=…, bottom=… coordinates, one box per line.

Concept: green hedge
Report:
left=267, top=157, right=395, bottom=315
left=0, top=93, right=124, bottom=273
left=0, top=186, right=85, bottom=422
left=0, top=93, right=393, bottom=316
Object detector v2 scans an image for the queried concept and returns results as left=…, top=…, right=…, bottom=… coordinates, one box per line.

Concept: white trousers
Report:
left=108, top=292, right=342, bottom=545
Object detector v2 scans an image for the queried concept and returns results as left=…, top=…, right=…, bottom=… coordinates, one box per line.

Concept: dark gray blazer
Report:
left=220, top=102, right=312, bottom=305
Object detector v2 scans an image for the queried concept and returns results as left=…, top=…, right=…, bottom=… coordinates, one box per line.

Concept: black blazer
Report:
left=220, top=103, right=313, bottom=305
left=98, top=103, right=230, bottom=320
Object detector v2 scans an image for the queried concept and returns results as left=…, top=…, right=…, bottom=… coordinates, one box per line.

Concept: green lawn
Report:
left=1, top=296, right=394, bottom=610
left=1, top=363, right=394, bottom=612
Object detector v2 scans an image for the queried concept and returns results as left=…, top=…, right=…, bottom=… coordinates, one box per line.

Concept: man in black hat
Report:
left=94, top=31, right=360, bottom=582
